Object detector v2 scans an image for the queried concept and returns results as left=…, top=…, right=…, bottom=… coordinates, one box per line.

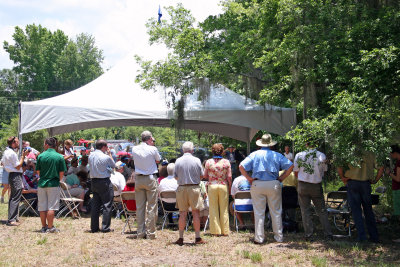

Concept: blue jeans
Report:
left=347, top=180, right=379, bottom=242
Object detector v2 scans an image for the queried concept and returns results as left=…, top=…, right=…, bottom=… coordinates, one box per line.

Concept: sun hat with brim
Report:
left=255, top=134, right=277, bottom=147
left=115, top=161, right=126, bottom=169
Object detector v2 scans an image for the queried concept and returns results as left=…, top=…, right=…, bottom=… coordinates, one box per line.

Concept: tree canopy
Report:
left=0, top=24, right=104, bottom=124
left=136, top=0, right=400, bottom=166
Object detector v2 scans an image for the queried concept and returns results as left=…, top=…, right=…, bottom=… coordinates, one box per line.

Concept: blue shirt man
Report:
left=239, top=134, right=293, bottom=244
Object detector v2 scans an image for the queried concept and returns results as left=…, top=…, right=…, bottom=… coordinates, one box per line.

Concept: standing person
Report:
left=63, top=139, right=75, bottom=163
left=204, top=143, right=232, bottom=236
left=174, top=141, right=206, bottom=245
left=36, top=137, right=67, bottom=233
left=293, top=142, right=332, bottom=240
left=131, top=131, right=161, bottom=239
left=337, top=152, right=384, bottom=243
left=88, top=139, right=115, bottom=233
left=387, top=145, right=400, bottom=242
left=239, top=134, right=293, bottom=244
left=283, top=146, right=294, bottom=162
left=225, top=145, right=237, bottom=177
left=2, top=136, right=29, bottom=226
left=1, top=166, right=9, bottom=204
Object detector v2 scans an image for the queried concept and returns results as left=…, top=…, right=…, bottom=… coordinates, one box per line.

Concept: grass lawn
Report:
left=0, top=196, right=399, bottom=267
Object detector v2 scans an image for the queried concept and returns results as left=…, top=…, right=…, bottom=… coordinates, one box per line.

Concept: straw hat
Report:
left=255, top=134, right=277, bottom=147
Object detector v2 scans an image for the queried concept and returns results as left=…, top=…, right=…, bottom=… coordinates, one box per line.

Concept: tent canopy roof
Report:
left=20, top=55, right=296, bottom=142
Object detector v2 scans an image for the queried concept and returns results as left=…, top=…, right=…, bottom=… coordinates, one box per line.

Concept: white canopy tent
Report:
left=19, top=54, right=296, bottom=144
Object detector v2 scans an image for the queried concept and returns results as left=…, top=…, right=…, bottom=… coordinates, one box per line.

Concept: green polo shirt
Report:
left=36, top=148, right=67, bottom=188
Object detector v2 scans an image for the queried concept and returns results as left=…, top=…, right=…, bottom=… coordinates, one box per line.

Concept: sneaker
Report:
left=40, top=226, right=48, bottom=233
left=174, top=238, right=184, bottom=246
left=46, top=227, right=60, bottom=233
left=195, top=238, right=206, bottom=245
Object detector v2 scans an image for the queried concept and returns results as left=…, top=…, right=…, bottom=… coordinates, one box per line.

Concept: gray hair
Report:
left=141, top=130, right=153, bottom=142
left=182, top=141, right=194, bottom=153
left=167, top=163, right=175, bottom=176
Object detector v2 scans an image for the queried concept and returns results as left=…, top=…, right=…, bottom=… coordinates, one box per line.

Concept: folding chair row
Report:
left=57, top=182, right=84, bottom=219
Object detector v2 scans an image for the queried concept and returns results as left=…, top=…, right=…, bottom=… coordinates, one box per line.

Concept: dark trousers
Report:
left=8, top=172, right=23, bottom=223
left=347, top=180, right=379, bottom=242
left=91, top=178, right=114, bottom=232
left=162, top=201, right=178, bottom=223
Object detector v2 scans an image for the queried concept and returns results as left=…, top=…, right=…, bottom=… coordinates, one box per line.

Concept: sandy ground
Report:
left=0, top=203, right=400, bottom=266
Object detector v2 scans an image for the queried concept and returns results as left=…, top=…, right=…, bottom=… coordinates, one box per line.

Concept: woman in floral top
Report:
left=204, top=143, right=232, bottom=236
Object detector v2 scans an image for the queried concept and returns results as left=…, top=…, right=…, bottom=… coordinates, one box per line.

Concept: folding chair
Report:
left=326, top=191, right=353, bottom=237
left=57, top=182, right=83, bottom=219
left=233, top=191, right=253, bottom=232
left=159, top=190, right=178, bottom=230
left=19, top=192, right=39, bottom=217
left=112, top=183, right=123, bottom=219
left=120, top=191, right=136, bottom=234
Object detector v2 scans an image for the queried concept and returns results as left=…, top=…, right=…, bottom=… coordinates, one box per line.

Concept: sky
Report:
left=0, top=0, right=223, bottom=70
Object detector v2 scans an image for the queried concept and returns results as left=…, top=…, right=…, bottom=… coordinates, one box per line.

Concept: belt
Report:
left=179, top=184, right=199, bottom=187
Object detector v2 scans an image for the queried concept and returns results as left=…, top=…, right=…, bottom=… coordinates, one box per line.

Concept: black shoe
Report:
left=101, top=228, right=114, bottom=233
left=86, top=229, right=99, bottom=233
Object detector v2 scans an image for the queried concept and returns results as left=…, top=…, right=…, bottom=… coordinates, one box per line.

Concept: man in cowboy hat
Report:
left=239, top=134, right=293, bottom=244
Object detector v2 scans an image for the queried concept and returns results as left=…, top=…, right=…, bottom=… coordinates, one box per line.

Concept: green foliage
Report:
left=137, top=1, right=400, bottom=167
left=1, top=24, right=103, bottom=125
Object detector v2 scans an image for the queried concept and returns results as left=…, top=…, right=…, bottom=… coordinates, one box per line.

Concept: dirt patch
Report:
left=0, top=204, right=399, bottom=266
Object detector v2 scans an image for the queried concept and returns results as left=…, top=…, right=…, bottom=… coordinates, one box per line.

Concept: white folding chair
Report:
left=112, top=183, right=123, bottom=219
left=19, top=192, right=39, bottom=217
left=159, top=190, right=178, bottom=230
left=57, top=182, right=83, bottom=219
left=120, top=191, right=136, bottom=234
left=233, top=191, right=253, bottom=232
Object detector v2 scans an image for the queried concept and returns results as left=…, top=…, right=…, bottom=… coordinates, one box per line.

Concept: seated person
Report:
left=122, top=177, right=136, bottom=212
left=199, top=181, right=209, bottom=228
left=280, top=170, right=298, bottom=221
left=120, top=156, right=133, bottom=181
left=63, top=173, right=86, bottom=212
left=157, top=160, right=169, bottom=184
left=110, top=161, right=127, bottom=197
left=230, top=175, right=253, bottom=229
left=77, top=155, right=89, bottom=174
left=158, top=163, right=178, bottom=224
left=24, top=159, right=39, bottom=189
left=66, top=157, right=79, bottom=175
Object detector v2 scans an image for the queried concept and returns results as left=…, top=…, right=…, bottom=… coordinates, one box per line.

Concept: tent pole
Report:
left=246, top=128, right=251, bottom=155
left=18, top=101, right=23, bottom=155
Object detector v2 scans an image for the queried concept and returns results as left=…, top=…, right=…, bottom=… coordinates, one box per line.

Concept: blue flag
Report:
left=158, top=5, right=162, bottom=24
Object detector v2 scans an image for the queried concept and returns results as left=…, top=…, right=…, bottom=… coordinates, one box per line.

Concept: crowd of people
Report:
left=1, top=131, right=399, bottom=244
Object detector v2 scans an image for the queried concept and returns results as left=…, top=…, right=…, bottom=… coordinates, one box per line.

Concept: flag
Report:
left=158, top=5, right=162, bottom=24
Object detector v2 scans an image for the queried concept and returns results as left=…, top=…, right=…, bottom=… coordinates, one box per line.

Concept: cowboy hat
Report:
left=256, top=134, right=277, bottom=147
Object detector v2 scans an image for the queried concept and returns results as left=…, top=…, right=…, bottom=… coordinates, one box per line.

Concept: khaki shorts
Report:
left=38, top=187, right=60, bottom=211
left=176, top=185, right=204, bottom=212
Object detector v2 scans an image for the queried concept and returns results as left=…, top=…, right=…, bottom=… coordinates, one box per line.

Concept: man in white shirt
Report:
left=2, top=136, right=29, bottom=226
left=131, top=131, right=161, bottom=239
left=230, top=175, right=253, bottom=228
left=293, top=142, right=332, bottom=240
left=283, top=146, right=294, bottom=162
left=110, top=161, right=126, bottom=196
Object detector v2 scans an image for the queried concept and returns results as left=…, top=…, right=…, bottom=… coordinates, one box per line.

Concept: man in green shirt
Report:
left=36, top=137, right=67, bottom=233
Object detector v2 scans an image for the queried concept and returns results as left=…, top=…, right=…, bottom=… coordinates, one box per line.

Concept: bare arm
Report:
left=337, top=167, right=349, bottom=184
left=388, top=167, right=400, bottom=182
left=372, top=166, right=384, bottom=184
left=15, top=150, right=29, bottom=170
left=239, top=164, right=254, bottom=184
left=59, top=172, right=64, bottom=182
left=278, top=165, right=294, bottom=182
